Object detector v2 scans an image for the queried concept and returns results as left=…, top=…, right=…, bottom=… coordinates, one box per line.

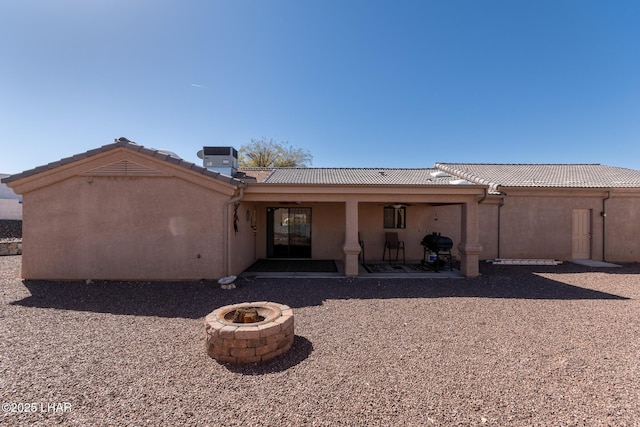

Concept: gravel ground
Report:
left=1, top=256, right=639, bottom=426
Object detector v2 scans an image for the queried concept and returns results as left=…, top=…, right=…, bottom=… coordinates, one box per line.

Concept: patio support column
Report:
left=343, top=199, right=361, bottom=277
left=458, top=200, right=483, bottom=278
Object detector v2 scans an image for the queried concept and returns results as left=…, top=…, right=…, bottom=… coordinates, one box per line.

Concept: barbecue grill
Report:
left=421, top=232, right=454, bottom=271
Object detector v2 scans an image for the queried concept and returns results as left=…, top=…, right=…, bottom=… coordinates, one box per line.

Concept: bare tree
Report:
left=239, top=138, right=313, bottom=167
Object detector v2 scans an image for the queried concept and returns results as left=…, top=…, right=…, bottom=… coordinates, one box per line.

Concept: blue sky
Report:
left=1, top=0, right=639, bottom=174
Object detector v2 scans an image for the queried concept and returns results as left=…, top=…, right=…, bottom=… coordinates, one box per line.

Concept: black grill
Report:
left=421, top=232, right=454, bottom=271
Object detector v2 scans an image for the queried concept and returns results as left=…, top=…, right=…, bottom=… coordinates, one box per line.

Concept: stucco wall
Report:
left=312, top=203, right=345, bottom=259
left=488, top=192, right=606, bottom=261
left=605, top=195, right=640, bottom=262
left=478, top=200, right=500, bottom=259
left=22, top=175, right=228, bottom=280
left=228, top=201, right=259, bottom=275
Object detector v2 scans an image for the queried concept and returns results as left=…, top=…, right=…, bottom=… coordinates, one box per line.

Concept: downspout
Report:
left=602, top=190, right=610, bottom=262
left=222, top=185, right=245, bottom=278
left=477, top=187, right=489, bottom=204
left=497, top=196, right=505, bottom=259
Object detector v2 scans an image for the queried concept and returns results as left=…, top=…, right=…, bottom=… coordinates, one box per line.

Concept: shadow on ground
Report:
left=10, top=263, right=635, bottom=319
left=220, top=335, right=314, bottom=375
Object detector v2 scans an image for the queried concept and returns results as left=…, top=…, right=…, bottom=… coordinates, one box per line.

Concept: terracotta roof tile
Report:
left=255, top=168, right=459, bottom=185
left=435, top=163, right=640, bottom=191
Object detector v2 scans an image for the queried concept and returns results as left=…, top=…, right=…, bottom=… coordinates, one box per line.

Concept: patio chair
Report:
left=383, top=232, right=405, bottom=263
left=358, top=232, right=365, bottom=264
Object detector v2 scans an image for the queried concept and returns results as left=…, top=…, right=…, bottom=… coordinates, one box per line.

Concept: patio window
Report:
left=383, top=206, right=406, bottom=229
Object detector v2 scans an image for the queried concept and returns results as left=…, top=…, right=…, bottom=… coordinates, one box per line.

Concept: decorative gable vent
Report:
left=83, top=160, right=166, bottom=177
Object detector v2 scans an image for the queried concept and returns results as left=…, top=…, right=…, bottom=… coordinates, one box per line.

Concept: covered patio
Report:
left=239, top=177, right=486, bottom=278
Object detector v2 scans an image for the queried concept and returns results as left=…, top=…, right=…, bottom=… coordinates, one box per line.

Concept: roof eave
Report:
left=2, top=139, right=245, bottom=192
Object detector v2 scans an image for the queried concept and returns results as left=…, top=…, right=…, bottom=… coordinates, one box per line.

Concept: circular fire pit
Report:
left=205, top=302, right=294, bottom=364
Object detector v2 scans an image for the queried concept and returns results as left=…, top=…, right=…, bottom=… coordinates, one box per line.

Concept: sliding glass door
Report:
left=267, top=207, right=312, bottom=258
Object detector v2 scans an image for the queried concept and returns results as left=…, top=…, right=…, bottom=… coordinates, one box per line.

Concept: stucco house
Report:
left=3, top=138, right=640, bottom=280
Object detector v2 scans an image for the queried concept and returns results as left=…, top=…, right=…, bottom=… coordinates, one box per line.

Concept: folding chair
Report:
left=383, top=232, right=405, bottom=263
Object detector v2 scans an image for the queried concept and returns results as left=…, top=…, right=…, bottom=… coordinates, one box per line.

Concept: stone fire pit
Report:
left=205, top=301, right=294, bottom=364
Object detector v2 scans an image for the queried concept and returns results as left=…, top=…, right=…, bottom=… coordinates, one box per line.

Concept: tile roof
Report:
left=5, top=140, right=639, bottom=194
left=435, top=163, right=640, bottom=191
left=238, top=168, right=275, bottom=183
left=253, top=168, right=464, bottom=185
left=1, top=138, right=245, bottom=186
